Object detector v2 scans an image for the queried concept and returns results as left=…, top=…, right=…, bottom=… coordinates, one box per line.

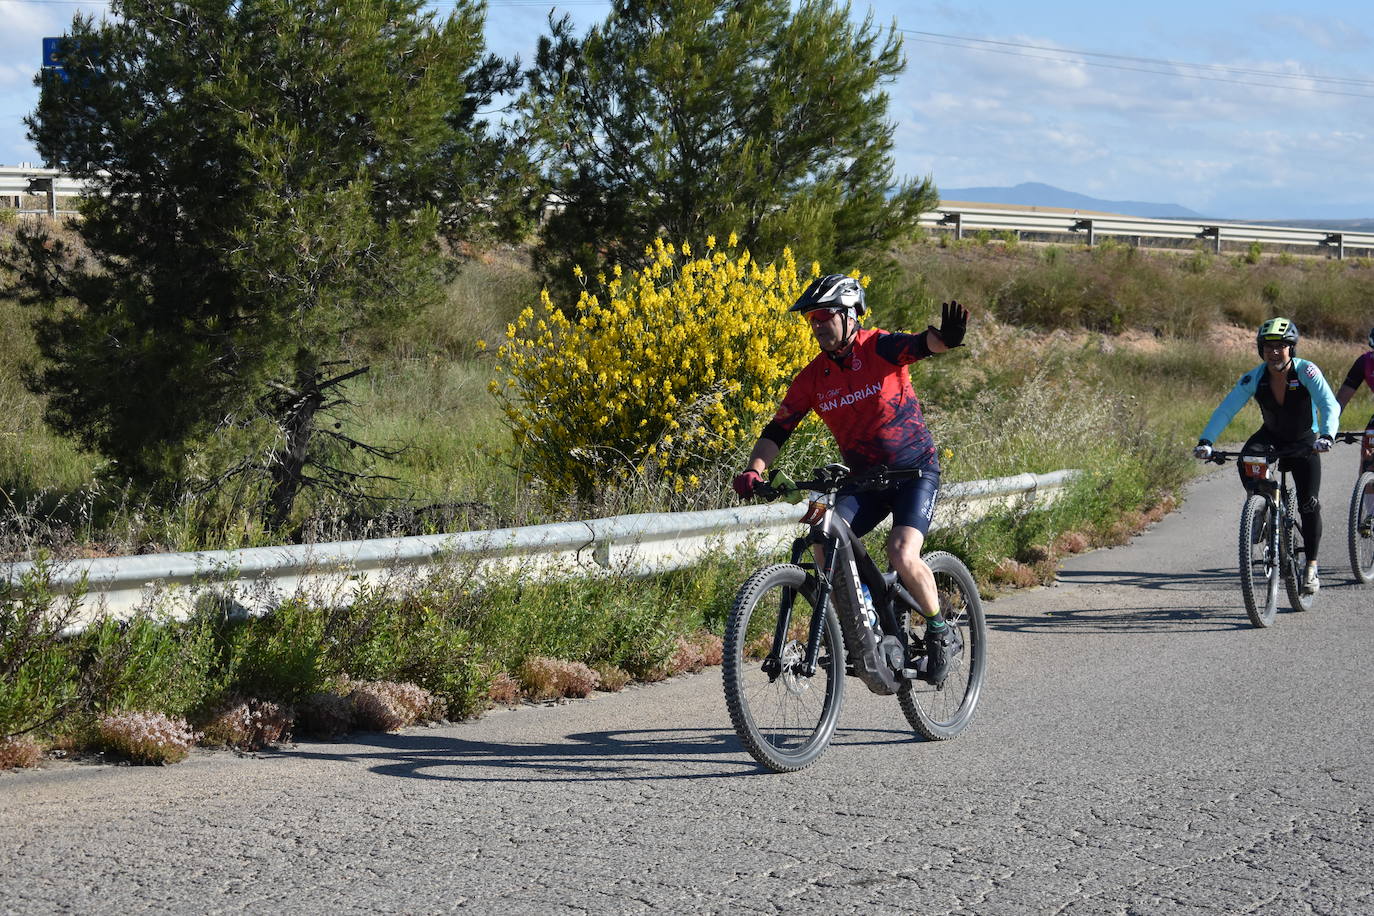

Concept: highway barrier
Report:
left=1, top=469, right=1080, bottom=632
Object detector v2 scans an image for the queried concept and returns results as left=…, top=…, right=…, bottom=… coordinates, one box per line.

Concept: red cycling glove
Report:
left=732, top=469, right=763, bottom=498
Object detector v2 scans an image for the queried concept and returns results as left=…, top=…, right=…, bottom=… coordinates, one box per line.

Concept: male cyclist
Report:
left=1194, top=317, right=1339, bottom=593
left=731, top=273, right=968, bottom=682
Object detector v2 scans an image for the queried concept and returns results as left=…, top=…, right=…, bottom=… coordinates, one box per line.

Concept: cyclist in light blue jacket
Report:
left=1194, top=317, right=1339, bottom=593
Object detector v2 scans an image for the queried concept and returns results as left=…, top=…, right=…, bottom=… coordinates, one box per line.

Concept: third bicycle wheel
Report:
left=1349, top=470, right=1374, bottom=585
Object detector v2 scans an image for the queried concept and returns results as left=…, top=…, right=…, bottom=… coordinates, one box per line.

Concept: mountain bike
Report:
left=722, top=463, right=988, bottom=772
left=1204, top=443, right=1318, bottom=627
left=1335, top=428, right=1374, bottom=584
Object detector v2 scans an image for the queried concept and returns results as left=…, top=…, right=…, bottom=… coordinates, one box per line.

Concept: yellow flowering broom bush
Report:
left=490, top=236, right=819, bottom=502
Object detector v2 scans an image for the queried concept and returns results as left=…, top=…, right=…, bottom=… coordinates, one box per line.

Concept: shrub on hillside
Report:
left=96, top=711, right=198, bottom=765
left=0, top=734, right=43, bottom=769
left=591, top=663, right=631, bottom=692
left=491, top=237, right=822, bottom=503
left=486, top=671, right=522, bottom=706
left=0, top=561, right=84, bottom=740
left=349, top=680, right=438, bottom=732
left=199, top=696, right=292, bottom=750
left=518, top=656, right=600, bottom=701
left=294, top=689, right=354, bottom=739
left=669, top=631, right=724, bottom=675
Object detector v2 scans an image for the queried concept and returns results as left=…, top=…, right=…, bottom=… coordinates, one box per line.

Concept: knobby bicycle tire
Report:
left=1348, top=471, right=1374, bottom=585
left=1239, top=493, right=1279, bottom=628
left=722, top=563, right=845, bottom=772
left=897, top=551, right=988, bottom=740
left=1281, top=486, right=1316, bottom=612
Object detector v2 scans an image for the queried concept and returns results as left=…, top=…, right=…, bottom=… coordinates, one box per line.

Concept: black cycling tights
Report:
left=1239, top=432, right=1322, bottom=561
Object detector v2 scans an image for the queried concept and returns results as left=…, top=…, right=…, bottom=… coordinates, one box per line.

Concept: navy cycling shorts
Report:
left=836, top=470, right=940, bottom=538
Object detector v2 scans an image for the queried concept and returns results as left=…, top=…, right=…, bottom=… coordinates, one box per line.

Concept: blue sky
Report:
left=3, top=0, right=1373, bottom=220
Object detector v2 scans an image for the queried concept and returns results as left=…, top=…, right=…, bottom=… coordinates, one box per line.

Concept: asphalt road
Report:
left=3, top=454, right=1373, bottom=915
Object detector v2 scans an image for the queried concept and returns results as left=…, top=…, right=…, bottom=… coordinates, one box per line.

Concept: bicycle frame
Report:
left=761, top=466, right=926, bottom=696
left=1252, top=466, right=1290, bottom=583
left=1209, top=442, right=1314, bottom=619
left=724, top=462, right=989, bottom=770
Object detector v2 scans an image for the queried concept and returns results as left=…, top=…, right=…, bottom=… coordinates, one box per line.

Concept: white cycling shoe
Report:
left=1301, top=565, right=1320, bottom=596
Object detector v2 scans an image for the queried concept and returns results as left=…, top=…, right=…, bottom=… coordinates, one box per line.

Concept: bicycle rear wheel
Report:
left=723, top=563, right=845, bottom=772
left=897, top=551, right=987, bottom=740
left=1348, top=471, right=1374, bottom=585
left=1239, top=493, right=1279, bottom=627
left=1281, top=487, right=1316, bottom=612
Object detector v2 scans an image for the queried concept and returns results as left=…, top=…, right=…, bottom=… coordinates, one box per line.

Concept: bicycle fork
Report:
left=762, top=532, right=839, bottom=681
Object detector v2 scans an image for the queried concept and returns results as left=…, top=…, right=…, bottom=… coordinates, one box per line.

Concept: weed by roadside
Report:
left=0, top=544, right=763, bottom=769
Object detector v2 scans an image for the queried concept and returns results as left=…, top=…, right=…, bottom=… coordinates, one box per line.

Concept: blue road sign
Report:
left=43, top=37, right=66, bottom=73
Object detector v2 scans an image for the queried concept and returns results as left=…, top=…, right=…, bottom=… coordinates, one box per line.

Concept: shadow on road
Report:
left=267, top=722, right=919, bottom=783
left=988, top=604, right=1252, bottom=635
left=986, top=565, right=1258, bottom=634
left=1052, top=566, right=1236, bottom=592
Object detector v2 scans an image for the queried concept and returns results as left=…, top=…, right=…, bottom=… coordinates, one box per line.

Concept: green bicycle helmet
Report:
left=1256, top=317, right=1299, bottom=356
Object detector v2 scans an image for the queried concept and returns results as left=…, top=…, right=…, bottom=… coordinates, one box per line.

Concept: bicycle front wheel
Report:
left=1239, top=493, right=1279, bottom=627
left=1348, top=470, right=1374, bottom=585
left=898, top=551, right=988, bottom=741
left=1281, top=487, right=1316, bottom=612
left=722, top=563, right=845, bottom=772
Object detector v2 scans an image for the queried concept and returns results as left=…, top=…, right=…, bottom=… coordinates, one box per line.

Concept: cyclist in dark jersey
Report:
left=1194, top=317, right=1339, bottom=594
left=1335, top=326, right=1374, bottom=529
left=1334, top=326, right=1374, bottom=432
left=731, top=273, right=968, bottom=682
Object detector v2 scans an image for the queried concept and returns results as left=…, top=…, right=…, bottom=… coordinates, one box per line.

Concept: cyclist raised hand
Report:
left=731, top=273, right=968, bottom=682
left=1195, top=317, right=1339, bottom=593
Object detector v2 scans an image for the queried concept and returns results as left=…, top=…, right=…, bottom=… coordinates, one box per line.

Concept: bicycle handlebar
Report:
left=1202, top=440, right=1325, bottom=465
left=752, top=463, right=929, bottom=501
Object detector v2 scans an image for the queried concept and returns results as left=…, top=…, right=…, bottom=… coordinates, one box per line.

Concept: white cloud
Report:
left=0, top=61, right=37, bottom=93
left=1261, top=15, right=1372, bottom=53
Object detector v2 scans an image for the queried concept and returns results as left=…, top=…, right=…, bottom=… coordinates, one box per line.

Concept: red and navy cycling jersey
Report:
left=761, top=327, right=939, bottom=472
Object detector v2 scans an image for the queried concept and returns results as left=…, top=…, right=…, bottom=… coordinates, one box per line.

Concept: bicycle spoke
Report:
left=724, top=564, right=844, bottom=772
left=898, top=552, right=987, bottom=740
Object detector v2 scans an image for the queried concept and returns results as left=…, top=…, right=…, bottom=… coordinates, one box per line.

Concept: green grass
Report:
left=0, top=544, right=760, bottom=751
left=5, top=231, right=1371, bottom=551
left=6, top=230, right=1374, bottom=758
left=888, top=235, right=1374, bottom=342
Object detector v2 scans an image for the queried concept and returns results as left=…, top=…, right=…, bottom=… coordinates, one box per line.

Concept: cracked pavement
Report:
left=3, top=457, right=1373, bottom=914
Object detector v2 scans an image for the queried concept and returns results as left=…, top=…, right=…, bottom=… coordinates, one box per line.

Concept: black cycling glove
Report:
left=937, top=300, right=968, bottom=348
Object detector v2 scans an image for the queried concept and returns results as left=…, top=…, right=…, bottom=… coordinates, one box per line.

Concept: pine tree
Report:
left=8, top=0, right=522, bottom=531
left=522, top=0, right=936, bottom=303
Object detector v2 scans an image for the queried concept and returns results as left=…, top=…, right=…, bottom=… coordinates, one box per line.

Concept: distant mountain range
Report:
left=936, top=181, right=1374, bottom=230
left=937, top=182, right=1202, bottom=219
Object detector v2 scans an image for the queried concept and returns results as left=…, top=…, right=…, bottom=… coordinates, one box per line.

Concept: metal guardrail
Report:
left=7, top=166, right=1370, bottom=258
left=0, top=166, right=93, bottom=217
left=1, top=469, right=1080, bottom=632
left=918, top=204, right=1374, bottom=259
